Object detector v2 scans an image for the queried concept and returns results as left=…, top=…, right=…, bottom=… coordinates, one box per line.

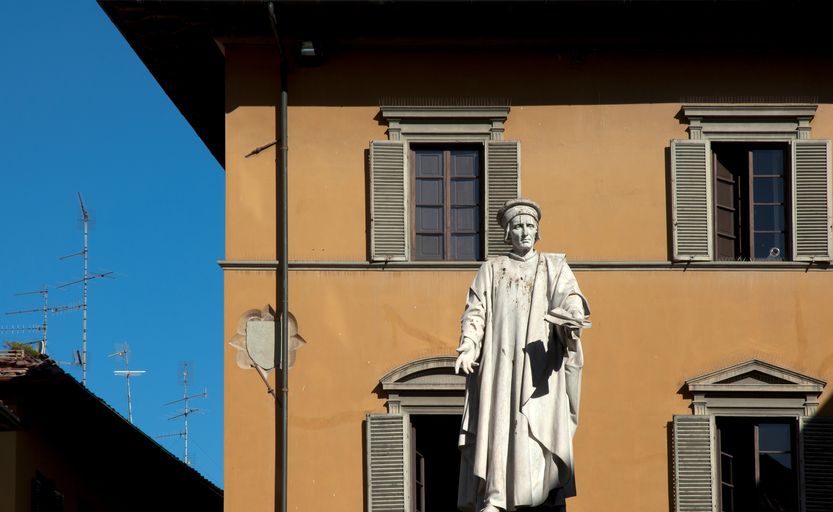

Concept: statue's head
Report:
left=497, top=199, right=542, bottom=254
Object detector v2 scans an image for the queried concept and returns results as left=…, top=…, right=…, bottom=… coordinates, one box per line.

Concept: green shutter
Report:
left=370, top=141, right=408, bottom=261
left=792, top=140, right=832, bottom=261
left=673, top=415, right=716, bottom=512
left=801, top=416, right=833, bottom=512
left=366, top=413, right=412, bottom=512
left=485, top=140, right=520, bottom=258
left=671, top=139, right=713, bottom=261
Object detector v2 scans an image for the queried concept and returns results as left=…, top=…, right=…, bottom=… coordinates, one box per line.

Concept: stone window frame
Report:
left=671, top=104, right=832, bottom=263
left=681, top=105, right=817, bottom=142
left=378, top=355, right=466, bottom=414
left=684, top=359, right=824, bottom=417
left=380, top=104, right=509, bottom=143
left=369, top=102, right=519, bottom=262
left=672, top=359, right=830, bottom=512
left=365, top=356, right=466, bottom=512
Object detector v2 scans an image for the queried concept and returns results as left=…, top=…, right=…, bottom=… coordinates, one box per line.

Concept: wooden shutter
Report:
left=370, top=140, right=408, bottom=261
left=485, top=140, right=520, bottom=258
left=672, top=415, right=716, bottom=512
left=801, top=416, right=833, bottom=512
left=671, top=139, right=713, bottom=261
left=792, top=139, right=832, bottom=261
left=366, top=413, right=412, bottom=512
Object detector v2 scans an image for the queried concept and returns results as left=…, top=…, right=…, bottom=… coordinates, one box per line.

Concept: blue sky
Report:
left=0, top=1, right=225, bottom=486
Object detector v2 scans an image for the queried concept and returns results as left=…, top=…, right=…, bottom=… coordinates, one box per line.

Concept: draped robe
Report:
left=457, top=252, right=588, bottom=511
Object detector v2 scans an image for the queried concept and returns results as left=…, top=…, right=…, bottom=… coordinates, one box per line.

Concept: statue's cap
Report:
left=497, top=198, right=542, bottom=228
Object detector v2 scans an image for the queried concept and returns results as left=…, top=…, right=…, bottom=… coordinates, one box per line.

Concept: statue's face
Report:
left=509, top=214, right=538, bottom=253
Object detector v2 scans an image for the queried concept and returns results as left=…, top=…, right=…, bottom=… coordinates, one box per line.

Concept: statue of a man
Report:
left=455, top=199, right=590, bottom=512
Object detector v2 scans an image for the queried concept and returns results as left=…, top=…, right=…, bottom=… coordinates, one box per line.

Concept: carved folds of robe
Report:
left=457, top=252, right=588, bottom=511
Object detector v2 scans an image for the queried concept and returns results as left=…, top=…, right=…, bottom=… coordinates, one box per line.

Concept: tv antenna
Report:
left=57, top=350, right=84, bottom=370
left=3, top=287, right=81, bottom=355
left=108, top=343, right=145, bottom=424
left=160, top=364, right=207, bottom=466
left=59, top=192, right=114, bottom=386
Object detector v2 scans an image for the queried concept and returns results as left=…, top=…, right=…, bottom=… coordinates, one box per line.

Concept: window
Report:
left=717, top=418, right=797, bottom=512
left=713, top=143, right=790, bottom=260
left=671, top=105, right=832, bottom=262
left=672, top=360, right=833, bottom=512
left=412, top=146, right=483, bottom=261
left=410, top=415, right=461, bottom=512
left=369, top=102, right=519, bottom=262
left=366, top=357, right=466, bottom=512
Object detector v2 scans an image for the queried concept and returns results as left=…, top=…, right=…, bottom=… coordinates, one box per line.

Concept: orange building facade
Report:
left=101, top=2, right=833, bottom=511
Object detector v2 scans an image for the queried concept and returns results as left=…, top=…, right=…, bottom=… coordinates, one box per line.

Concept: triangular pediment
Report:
left=686, top=359, right=826, bottom=394
left=716, top=370, right=792, bottom=385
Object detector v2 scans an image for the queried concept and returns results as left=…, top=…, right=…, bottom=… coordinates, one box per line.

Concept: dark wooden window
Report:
left=718, top=429, right=736, bottom=512
left=412, top=428, right=426, bottom=512
left=410, top=415, right=462, bottom=512
left=412, top=146, right=483, bottom=260
left=716, top=417, right=798, bottom=512
left=713, top=143, right=790, bottom=260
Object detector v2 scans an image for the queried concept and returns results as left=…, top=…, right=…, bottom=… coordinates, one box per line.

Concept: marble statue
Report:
left=455, top=199, right=590, bottom=512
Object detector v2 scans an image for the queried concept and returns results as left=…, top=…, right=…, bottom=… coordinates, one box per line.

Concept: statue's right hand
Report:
left=455, top=348, right=478, bottom=375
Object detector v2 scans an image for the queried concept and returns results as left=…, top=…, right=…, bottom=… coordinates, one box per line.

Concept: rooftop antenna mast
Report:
left=108, top=343, right=145, bottom=424
left=161, top=363, right=207, bottom=466
left=3, top=288, right=81, bottom=355
left=59, top=192, right=113, bottom=386
left=3, top=288, right=48, bottom=353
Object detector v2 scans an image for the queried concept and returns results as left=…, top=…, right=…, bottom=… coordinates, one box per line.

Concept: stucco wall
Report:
left=225, top=267, right=833, bottom=512
left=223, top=44, right=833, bottom=512
left=225, top=48, right=833, bottom=262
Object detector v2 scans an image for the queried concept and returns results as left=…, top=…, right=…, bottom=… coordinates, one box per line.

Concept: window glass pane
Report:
left=415, top=235, right=443, bottom=260
left=415, top=206, right=443, bottom=233
left=758, top=453, right=797, bottom=512
left=415, top=152, right=443, bottom=177
left=752, top=149, right=784, bottom=176
left=412, top=146, right=483, bottom=261
left=761, top=452, right=792, bottom=470
left=451, top=234, right=480, bottom=261
left=753, top=205, right=785, bottom=231
left=451, top=151, right=479, bottom=178
left=758, top=423, right=791, bottom=453
left=452, top=207, right=479, bottom=233
left=451, top=179, right=479, bottom=206
left=416, top=179, right=443, bottom=205
left=753, top=177, right=785, bottom=203
left=720, top=455, right=733, bottom=485
left=754, top=233, right=786, bottom=260
left=721, top=485, right=734, bottom=512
